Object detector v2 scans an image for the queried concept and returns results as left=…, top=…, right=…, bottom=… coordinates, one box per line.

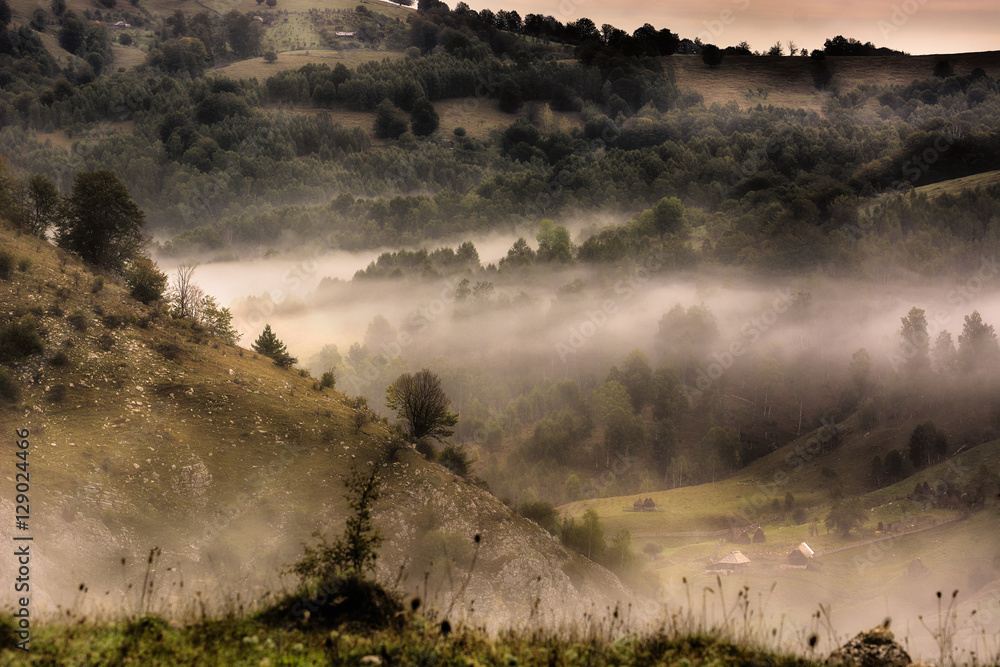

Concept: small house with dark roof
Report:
left=788, top=542, right=814, bottom=567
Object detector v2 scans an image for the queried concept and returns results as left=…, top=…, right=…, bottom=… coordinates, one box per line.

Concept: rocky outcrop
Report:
left=827, top=625, right=912, bottom=667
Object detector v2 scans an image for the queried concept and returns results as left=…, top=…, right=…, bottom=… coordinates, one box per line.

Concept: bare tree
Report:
left=786, top=40, right=797, bottom=57
left=170, top=263, right=204, bottom=320
left=385, top=369, right=458, bottom=443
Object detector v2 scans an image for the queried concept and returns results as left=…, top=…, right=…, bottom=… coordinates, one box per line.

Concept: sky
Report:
left=457, top=0, right=1000, bottom=55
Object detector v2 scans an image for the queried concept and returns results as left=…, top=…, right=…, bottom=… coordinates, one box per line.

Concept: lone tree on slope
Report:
left=56, top=170, right=145, bottom=275
left=252, top=324, right=297, bottom=368
left=701, top=44, right=723, bottom=68
left=385, top=368, right=458, bottom=444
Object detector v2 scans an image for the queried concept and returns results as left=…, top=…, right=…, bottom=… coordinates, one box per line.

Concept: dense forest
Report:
left=0, top=1, right=997, bottom=276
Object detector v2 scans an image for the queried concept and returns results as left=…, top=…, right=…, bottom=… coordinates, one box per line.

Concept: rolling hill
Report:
left=558, top=401, right=1000, bottom=659
left=0, top=219, right=641, bottom=629
left=666, top=51, right=1000, bottom=113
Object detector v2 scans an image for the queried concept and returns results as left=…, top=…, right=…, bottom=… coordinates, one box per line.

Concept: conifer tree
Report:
left=252, top=324, right=296, bottom=367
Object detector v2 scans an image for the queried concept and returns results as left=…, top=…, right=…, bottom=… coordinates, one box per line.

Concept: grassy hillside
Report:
left=0, top=220, right=637, bottom=628
left=558, top=406, right=1000, bottom=658
left=667, top=52, right=1000, bottom=112
left=214, top=49, right=406, bottom=82
left=914, top=170, right=1000, bottom=198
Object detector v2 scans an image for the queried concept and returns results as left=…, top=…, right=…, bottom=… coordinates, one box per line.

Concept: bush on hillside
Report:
left=0, top=316, right=44, bottom=361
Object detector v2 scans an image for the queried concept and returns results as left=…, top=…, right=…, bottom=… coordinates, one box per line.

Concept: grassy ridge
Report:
left=914, top=170, right=1000, bottom=198
left=0, top=612, right=826, bottom=666
left=668, top=52, right=1000, bottom=112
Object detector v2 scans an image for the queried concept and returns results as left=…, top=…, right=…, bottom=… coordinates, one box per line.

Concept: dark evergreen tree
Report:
left=56, top=170, right=145, bottom=275
left=908, top=421, right=940, bottom=468
left=25, top=174, right=60, bottom=237
left=252, top=324, right=296, bottom=367
left=373, top=99, right=407, bottom=139
left=409, top=97, right=439, bottom=136
left=701, top=44, right=723, bottom=68
left=498, top=78, right=523, bottom=113
left=0, top=0, right=12, bottom=29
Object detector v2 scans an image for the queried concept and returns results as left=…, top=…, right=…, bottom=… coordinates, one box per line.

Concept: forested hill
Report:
left=0, top=0, right=997, bottom=276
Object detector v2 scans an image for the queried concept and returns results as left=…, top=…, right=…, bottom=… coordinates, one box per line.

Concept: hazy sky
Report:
left=458, top=0, right=1000, bottom=55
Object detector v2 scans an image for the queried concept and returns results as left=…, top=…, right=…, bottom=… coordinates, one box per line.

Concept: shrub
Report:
left=125, top=256, right=167, bottom=305
left=264, top=573, right=401, bottom=631
left=47, top=384, right=68, bottom=403
left=320, top=370, right=336, bottom=389
left=49, top=350, right=70, bottom=367
left=30, top=8, right=47, bottom=31
left=933, top=60, right=954, bottom=78
left=438, top=445, right=473, bottom=477
left=0, top=249, right=12, bottom=280
left=155, top=341, right=183, bottom=360
left=17, top=258, right=31, bottom=272
left=0, top=316, right=45, bottom=362
left=90, top=275, right=104, bottom=293
left=415, top=439, right=435, bottom=460
left=453, top=127, right=466, bottom=137
left=517, top=500, right=558, bottom=534
left=0, top=368, right=18, bottom=402
left=67, top=311, right=88, bottom=331
left=98, top=333, right=114, bottom=351
left=643, top=542, right=663, bottom=557
left=102, top=313, right=126, bottom=330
